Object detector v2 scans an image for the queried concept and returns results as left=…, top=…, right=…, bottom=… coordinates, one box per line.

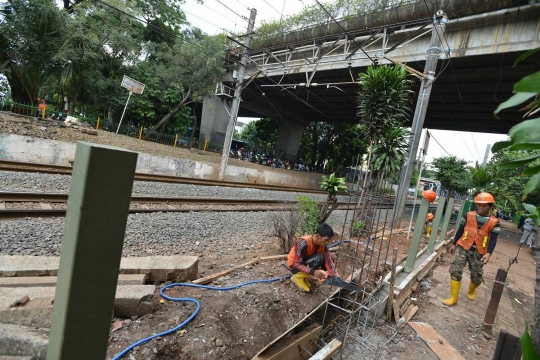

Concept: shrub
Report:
left=270, top=209, right=300, bottom=254
left=297, top=195, right=319, bottom=235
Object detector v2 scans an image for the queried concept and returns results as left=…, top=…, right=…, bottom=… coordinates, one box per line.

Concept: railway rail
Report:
left=0, top=191, right=361, bottom=219
left=0, top=159, right=326, bottom=194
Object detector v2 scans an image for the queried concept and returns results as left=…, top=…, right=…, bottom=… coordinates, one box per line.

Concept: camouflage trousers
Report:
left=449, top=245, right=484, bottom=286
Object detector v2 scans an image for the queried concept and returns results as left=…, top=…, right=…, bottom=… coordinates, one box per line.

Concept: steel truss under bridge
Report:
left=240, top=18, right=439, bottom=87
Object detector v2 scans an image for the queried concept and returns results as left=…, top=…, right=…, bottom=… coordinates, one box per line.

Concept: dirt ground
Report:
left=0, top=112, right=272, bottom=172
left=384, top=221, right=536, bottom=360
left=105, top=226, right=426, bottom=360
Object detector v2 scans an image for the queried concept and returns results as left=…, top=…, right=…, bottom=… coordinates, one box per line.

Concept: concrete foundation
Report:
left=200, top=96, right=231, bottom=146
left=0, top=274, right=146, bottom=287
left=0, top=255, right=199, bottom=282
left=0, top=285, right=155, bottom=328
left=275, top=118, right=305, bottom=161
left=0, top=134, right=324, bottom=189
left=0, top=324, right=48, bottom=359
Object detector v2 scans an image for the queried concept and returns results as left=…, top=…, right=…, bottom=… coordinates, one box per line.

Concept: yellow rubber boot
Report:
left=426, top=227, right=432, bottom=237
left=304, top=276, right=312, bottom=289
left=291, top=273, right=310, bottom=292
left=467, top=282, right=478, bottom=301
left=442, top=280, right=461, bottom=306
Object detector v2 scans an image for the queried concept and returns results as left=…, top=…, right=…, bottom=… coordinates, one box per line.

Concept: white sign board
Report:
left=121, top=75, right=145, bottom=95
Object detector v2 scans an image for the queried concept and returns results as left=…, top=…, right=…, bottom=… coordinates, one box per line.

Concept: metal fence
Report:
left=0, top=100, right=213, bottom=152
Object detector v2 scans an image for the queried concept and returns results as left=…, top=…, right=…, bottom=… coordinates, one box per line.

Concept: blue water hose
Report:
left=112, top=275, right=292, bottom=360
left=328, top=240, right=351, bottom=249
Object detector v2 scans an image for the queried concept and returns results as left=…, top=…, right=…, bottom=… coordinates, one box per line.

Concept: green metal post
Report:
left=46, top=142, right=138, bottom=360
left=459, top=200, right=471, bottom=220
left=426, top=196, right=446, bottom=254
left=438, top=197, right=455, bottom=243
left=404, top=197, right=430, bottom=272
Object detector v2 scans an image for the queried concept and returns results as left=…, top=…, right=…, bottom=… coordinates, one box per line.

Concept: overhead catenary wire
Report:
left=213, top=0, right=250, bottom=21
left=428, top=131, right=451, bottom=156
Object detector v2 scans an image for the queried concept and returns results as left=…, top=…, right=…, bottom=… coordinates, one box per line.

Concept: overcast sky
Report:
left=182, top=0, right=508, bottom=165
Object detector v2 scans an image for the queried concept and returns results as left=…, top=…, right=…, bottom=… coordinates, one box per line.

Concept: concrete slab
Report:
left=0, top=356, right=33, bottom=360
left=0, top=324, right=48, bottom=359
left=0, top=285, right=155, bottom=328
left=0, top=274, right=146, bottom=287
left=119, top=255, right=198, bottom=282
left=0, top=255, right=198, bottom=282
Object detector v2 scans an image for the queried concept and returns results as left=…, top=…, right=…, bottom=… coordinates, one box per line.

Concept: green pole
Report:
left=426, top=196, right=446, bottom=254
left=46, top=142, right=138, bottom=360
left=404, top=197, right=430, bottom=272
left=439, top=197, right=455, bottom=243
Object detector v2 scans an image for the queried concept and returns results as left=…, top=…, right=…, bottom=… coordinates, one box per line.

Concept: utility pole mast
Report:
left=482, top=144, right=491, bottom=167
left=218, top=8, right=257, bottom=181
left=393, top=11, right=448, bottom=228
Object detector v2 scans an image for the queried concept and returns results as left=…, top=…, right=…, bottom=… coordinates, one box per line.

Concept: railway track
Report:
left=0, top=159, right=326, bottom=194
left=0, top=191, right=357, bottom=219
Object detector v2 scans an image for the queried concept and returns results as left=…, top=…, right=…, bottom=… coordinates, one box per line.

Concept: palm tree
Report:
left=468, top=164, right=520, bottom=209
left=371, top=126, right=411, bottom=187
left=356, top=65, right=414, bottom=219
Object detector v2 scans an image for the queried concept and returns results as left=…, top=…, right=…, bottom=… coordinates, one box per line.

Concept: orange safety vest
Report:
left=456, top=211, right=498, bottom=255
left=287, top=235, right=326, bottom=267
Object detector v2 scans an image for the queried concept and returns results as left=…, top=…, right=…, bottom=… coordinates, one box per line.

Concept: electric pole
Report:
left=393, top=11, right=448, bottom=228
left=482, top=144, right=491, bottom=167
left=218, top=8, right=257, bottom=181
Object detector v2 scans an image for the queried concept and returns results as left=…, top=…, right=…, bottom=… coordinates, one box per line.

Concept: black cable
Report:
left=213, top=0, right=249, bottom=21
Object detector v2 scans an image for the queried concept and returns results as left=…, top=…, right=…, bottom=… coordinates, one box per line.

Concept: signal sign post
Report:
left=116, top=76, right=145, bottom=134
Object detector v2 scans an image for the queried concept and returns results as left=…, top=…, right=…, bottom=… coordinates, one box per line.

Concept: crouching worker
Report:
left=287, top=223, right=340, bottom=292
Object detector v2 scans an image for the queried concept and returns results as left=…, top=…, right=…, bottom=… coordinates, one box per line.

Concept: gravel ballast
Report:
left=0, top=210, right=351, bottom=257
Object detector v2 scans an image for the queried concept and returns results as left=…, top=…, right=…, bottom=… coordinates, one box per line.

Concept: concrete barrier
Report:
left=0, top=285, right=155, bottom=328
left=0, top=134, right=324, bottom=189
left=0, top=255, right=199, bottom=282
left=0, top=274, right=146, bottom=287
left=0, top=324, right=48, bottom=359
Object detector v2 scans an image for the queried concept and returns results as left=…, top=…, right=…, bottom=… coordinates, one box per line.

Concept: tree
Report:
left=240, top=120, right=257, bottom=144
left=318, top=173, right=348, bottom=224
left=140, top=34, right=225, bottom=135
left=0, top=0, right=67, bottom=105
left=356, top=64, right=413, bottom=219
left=431, top=156, right=471, bottom=195
left=371, top=126, right=411, bottom=182
left=490, top=47, right=540, bottom=355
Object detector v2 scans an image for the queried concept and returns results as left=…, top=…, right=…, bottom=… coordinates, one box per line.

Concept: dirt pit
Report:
left=106, top=260, right=330, bottom=360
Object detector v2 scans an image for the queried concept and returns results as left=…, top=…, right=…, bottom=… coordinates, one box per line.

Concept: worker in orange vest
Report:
left=37, top=98, right=46, bottom=117
left=425, top=213, right=434, bottom=237
left=287, top=223, right=340, bottom=292
left=443, top=192, right=500, bottom=306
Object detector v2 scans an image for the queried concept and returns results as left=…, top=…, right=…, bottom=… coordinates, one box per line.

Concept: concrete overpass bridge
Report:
left=200, top=0, right=540, bottom=160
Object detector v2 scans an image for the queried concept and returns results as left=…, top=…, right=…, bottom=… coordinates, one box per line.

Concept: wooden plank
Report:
left=492, top=330, right=522, bottom=360
left=400, top=298, right=411, bottom=317
left=392, top=299, right=400, bottom=325
left=409, top=322, right=465, bottom=360
left=308, top=339, right=342, bottom=360
left=398, top=305, right=418, bottom=328
left=253, top=323, right=322, bottom=360
left=193, top=259, right=259, bottom=285
left=386, top=248, right=398, bottom=322
left=483, top=268, right=508, bottom=334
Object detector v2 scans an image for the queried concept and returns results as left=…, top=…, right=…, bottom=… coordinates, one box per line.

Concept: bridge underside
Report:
left=238, top=49, right=539, bottom=134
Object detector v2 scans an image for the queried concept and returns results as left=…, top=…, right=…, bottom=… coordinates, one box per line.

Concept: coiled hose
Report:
left=112, top=275, right=291, bottom=359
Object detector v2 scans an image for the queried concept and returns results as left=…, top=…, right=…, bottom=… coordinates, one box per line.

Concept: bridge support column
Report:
left=275, top=118, right=305, bottom=161
left=200, top=96, right=230, bottom=148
